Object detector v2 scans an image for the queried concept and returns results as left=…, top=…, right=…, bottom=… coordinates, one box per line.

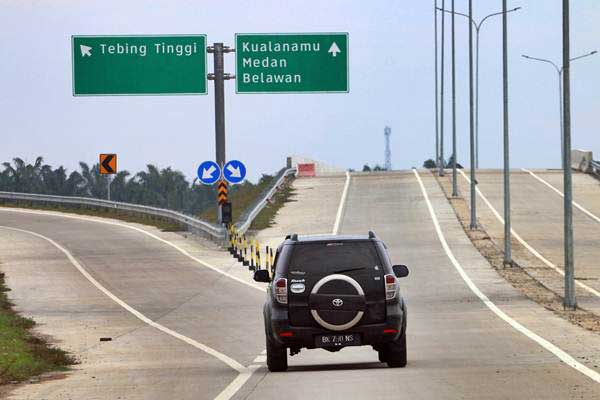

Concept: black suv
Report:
left=254, top=232, right=409, bottom=372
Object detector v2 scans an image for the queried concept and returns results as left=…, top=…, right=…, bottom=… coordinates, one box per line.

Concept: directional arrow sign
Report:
left=80, top=45, right=92, bottom=57
left=236, top=33, right=348, bottom=93
left=72, top=35, right=207, bottom=96
left=223, top=160, right=247, bottom=184
left=197, top=161, right=221, bottom=185
left=99, top=154, right=117, bottom=175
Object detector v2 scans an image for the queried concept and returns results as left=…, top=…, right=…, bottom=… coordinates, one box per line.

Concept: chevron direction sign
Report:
left=99, top=154, right=117, bottom=175
left=217, top=180, right=229, bottom=205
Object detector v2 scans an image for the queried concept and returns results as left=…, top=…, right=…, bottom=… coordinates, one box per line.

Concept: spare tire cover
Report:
left=309, top=274, right=366, bottom=331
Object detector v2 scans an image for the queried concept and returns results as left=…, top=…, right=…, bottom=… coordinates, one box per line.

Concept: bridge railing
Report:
left=236, top=167, right=296, bottom=234
left=0, top=167, right=296, bottom=240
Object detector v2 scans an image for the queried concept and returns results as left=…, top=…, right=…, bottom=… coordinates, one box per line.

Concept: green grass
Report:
left=0, top=272, right=74, bottom=384
left=0, top=200, right=185, bottom=232
left=250, top=179, right=296, bottom=230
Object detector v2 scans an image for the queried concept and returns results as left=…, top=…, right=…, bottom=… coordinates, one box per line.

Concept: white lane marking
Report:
left=0, top=208, right=266, bottom=400
left=215, top=365, right=260, bottom=400
left=332, top=171, right=351, bottom=235
left=0, top=226, right=245, bottom=372
left=414, top=169, right=600, bottom=383
left=523, top=168, right=600, bottom=224
left=0, top=207, right=266, bottom=293
left=458, top=169, right=600, bottom=297
left=253, top=355, right=266, bottom=363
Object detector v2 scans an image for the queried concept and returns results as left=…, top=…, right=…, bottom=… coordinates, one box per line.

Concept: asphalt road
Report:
left=455, top=169, right=600, bottom=312
left=2, top=171, right=600, bottom=399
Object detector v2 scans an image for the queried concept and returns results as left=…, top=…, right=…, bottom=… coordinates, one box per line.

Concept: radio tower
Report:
left=384, top=126, right=392, bottom=171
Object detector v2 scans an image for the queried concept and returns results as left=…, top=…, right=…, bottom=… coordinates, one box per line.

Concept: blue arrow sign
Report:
left=223, top=160, right=247, bottom=184
left=197, top=161, right=221, bottom=185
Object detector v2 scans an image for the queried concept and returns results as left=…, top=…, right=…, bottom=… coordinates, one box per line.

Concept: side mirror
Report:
left=392, top=265, right=409, bottom=278
left=253, top=269, right=271, bottom=283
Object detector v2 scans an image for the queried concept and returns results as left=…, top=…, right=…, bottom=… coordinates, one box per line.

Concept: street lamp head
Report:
left=591, top=51, right=598, bottom=55
left=521, top=54, right=531, bottom=59
left=512, top=7, right=522, bottom=11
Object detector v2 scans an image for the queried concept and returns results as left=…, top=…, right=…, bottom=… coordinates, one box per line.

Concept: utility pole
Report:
left=439, top=0, right=445, bottom=176
left=451, top=0, right=458, bottom=197
left=435, top=0, right=440, bottom=168
left=502, top=0, right=511, bottom=264
left=468, top=0, right=476, bottom=228
left=207, top=43, right=235, bottom=224
left=562, top=0, right=576, bottom=309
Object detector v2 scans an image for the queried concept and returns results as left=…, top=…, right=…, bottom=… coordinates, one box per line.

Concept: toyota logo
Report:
left=332, top=298, right=344, bottom=307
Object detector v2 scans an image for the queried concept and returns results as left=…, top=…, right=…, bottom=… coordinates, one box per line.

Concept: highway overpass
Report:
left=2, top=169, right=600, bottom=399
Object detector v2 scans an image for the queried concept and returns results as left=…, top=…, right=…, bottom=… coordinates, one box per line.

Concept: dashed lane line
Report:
left=414, top=169, right=600, bottom=384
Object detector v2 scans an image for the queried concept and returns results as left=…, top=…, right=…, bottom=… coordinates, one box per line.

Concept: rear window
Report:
left=289, top=241, right=381, bottom=274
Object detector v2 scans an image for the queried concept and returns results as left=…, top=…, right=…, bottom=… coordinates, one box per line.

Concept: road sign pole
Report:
left=208, top=43, right=235, bottom=224
left=562, top=0, right=576, bottom=309
left=107, top=175, right=111, bottom=201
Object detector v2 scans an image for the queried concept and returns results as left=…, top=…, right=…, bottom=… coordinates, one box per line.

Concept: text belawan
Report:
left=98, top=42, right=200, bottom=57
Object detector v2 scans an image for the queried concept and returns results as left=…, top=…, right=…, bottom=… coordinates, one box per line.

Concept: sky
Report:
left=1, top=0, right=599, bottom=182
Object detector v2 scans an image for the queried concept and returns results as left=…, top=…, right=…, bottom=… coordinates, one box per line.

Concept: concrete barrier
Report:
left=572, top=149, right=593, bottom=172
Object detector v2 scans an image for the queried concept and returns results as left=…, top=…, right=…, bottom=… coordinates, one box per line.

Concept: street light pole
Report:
left=502, top=0, right=511, bottom=265
left=437, top=6, right=521, bottom=169
left=468, top=0, right=476, bottom=227
left=435, top=0, right=440, bottom=168
left=452, top=0, right=458, bottom=196
left=521, top=51, right=597, bottom=169
left=439, top=0, right=446, bottom=177
left=563, top=0, right=576, bottom=309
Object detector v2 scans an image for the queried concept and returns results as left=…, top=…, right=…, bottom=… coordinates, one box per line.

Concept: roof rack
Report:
left=285, top=233, right=299, bottom=241
left=368, top=231, right=376, bottom=239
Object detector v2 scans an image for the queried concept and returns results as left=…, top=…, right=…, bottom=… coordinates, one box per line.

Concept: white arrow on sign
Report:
left=226, top=164, right=242, bottom=178
left=202, top=165, right=217, bottom=180
left=328, top=42, right=341, bottom=57
left=80, top=45, right=92, bottom=57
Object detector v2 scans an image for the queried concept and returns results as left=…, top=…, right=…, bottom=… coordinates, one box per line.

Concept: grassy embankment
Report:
left=200, top=175, right=296, bottom=230
left=0, top=272, right=74, bottom=384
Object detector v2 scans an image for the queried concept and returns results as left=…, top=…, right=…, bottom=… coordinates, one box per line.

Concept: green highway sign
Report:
left=235, top=33, right=348, bottom=93
left=72, top=35, right=207, bottom=96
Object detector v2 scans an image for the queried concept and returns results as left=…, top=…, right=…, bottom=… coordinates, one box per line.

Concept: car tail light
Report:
left=274, top=278, right=288, bottom=304
left=279, top=331, right=293, bottom=337
left=384, top=274, right=398, bottom=300
left=383, top=328, right=398, bottom=334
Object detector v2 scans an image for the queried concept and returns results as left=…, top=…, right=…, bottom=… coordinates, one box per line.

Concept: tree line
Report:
left=0, top=157, right=273, bottom=216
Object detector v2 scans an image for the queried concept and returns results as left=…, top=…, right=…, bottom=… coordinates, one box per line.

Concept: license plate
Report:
left=315, top=333, right=361, bottom=347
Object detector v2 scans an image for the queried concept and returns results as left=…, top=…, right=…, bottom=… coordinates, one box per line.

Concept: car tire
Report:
left=378, top=349, right=387, bottom=363
left=385, top=332, right=407, bottom=368
left=266, top=335, right=288, bottom=372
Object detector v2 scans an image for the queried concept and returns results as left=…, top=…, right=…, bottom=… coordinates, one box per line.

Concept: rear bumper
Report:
left=267, top=301, right=405, bottom=348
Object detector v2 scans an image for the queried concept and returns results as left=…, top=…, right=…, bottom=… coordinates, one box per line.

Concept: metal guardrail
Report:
left=236, top=167, right=296, bottom=234
left=592, top=159, right=600, bottom=171
left=0, top=191, right=226, bottom=238
left=0, top=166, right=297, bottom=240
